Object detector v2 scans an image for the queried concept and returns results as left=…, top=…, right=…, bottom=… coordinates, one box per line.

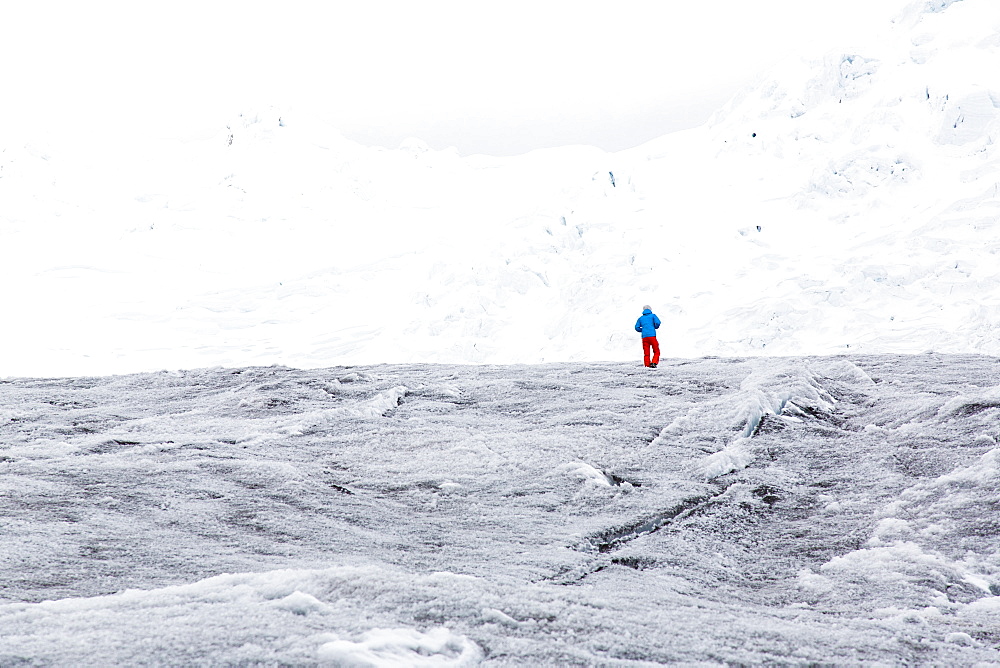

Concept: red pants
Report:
left=642, top=337, right=660, bottom=367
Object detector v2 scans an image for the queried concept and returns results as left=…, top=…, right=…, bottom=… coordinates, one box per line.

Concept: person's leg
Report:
left=650, top=337, right=660, bottom=366
left=642, top=337, right=653, bottom=367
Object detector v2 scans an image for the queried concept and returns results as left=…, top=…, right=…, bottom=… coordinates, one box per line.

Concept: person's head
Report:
left=642, top=304, right=651, bottom=311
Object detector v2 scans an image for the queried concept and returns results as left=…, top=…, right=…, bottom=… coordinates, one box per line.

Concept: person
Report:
left=634, top=305, right=661, bottom=368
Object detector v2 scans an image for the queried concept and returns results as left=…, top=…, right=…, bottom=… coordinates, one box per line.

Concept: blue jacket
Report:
left=635, top=309, right=661, bottom=337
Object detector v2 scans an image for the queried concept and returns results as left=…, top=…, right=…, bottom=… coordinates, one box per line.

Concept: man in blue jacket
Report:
left=635, top=305, right=661, bottom=368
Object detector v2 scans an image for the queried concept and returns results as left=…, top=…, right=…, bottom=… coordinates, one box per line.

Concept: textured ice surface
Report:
left=2, top=355, right=999, bottom=665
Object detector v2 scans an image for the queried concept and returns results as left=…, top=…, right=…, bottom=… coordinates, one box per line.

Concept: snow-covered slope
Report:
left=3, top=0, right=999, bottom=377
left=657, top=0, right=1000, bottom=356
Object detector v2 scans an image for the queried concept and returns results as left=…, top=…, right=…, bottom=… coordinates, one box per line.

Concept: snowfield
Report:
left=2, top=356, right=999, bottom=664
left=2, top=0, right=1000, bottom=377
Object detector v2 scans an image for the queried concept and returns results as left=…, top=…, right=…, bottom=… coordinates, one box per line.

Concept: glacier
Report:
left=3, top=0, right=1000, bottom=664
left=1, top=355, right=999, bottom=664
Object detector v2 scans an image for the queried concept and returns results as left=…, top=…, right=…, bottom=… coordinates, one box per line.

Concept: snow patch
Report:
left=557, top=462, right=613, bottom=487
left=317, top=627, right=482, bottom=667
left=271, top=591, right=327, bottom=616
left=697, top=438, right=754, bottom=481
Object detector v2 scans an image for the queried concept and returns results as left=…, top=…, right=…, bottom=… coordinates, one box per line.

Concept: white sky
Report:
left=3, top=0, right=907, bottom=156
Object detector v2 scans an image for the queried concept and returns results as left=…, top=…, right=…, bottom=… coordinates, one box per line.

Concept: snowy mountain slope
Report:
left=2, top=0, right=1000, bottom=377
left=619, top=0, right=1000, bottom=357
left=1, top=356, right=999, bottom=664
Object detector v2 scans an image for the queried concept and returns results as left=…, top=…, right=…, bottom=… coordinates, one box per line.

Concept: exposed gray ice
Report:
left=1, top=355, right=999, bottom=665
